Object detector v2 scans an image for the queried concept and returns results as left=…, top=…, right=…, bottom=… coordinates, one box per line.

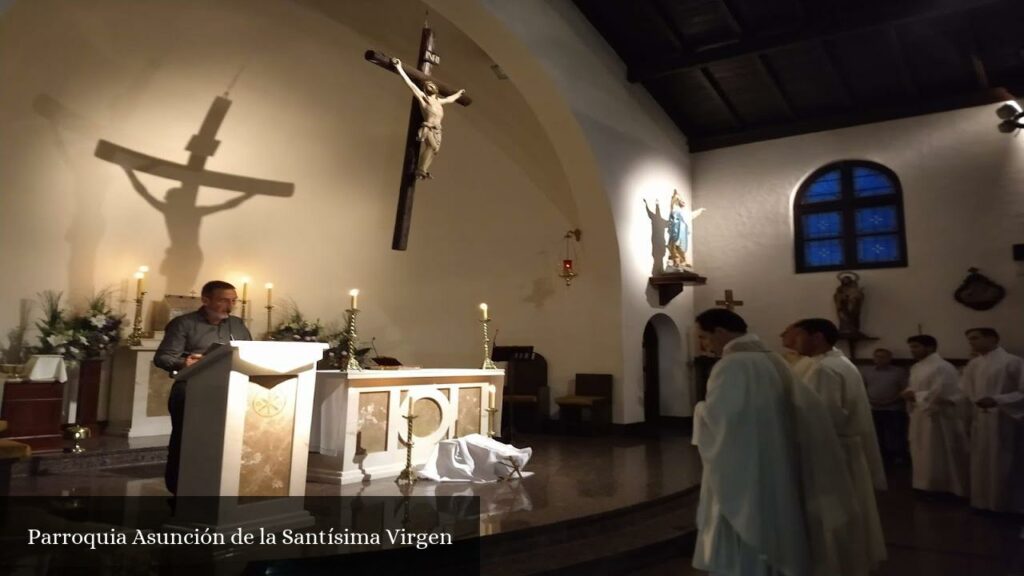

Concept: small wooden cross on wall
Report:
left=715, top=289, right=744, bottom=311
left=365, top=19, right=472, bottom=251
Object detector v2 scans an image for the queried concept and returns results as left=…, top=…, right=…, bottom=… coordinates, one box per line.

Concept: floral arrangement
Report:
left=72, top=292, right=124, bottom=358
left=267, top=310, right=327, bottom=343
left=33, top=291, right=87, bottom=363
left=266, top=305, right=369, bottom=369
left=32, top=291, right=126, bottom=363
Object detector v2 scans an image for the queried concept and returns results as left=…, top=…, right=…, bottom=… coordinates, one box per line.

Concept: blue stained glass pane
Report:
left=855, top=206, right=898, bottom=234
left=802, top=170, right=841, bottom=203
left=802, top=212, right=842, bottom=239
left=857, top=234, right=901, bottom=263
left=853, top=167, right=894, bottom=197
left=804, top=239, right=844, bottom=267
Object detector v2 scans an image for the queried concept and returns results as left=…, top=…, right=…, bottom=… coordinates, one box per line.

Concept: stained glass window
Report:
left=802, top=170, right=842, bottom=203
left=802, top=212, right=842, bottom=239
left=795, top=161, right=907, bottom=272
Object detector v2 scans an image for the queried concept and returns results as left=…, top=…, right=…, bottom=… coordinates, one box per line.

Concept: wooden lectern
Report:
left=168, top=341, right=327, bottom=532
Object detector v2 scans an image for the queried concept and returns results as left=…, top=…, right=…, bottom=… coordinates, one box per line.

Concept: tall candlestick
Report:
left=264, top=283, right=274, bottom=340
left=480, top=302, right=488, bottom=321
left=134, top=271, right=144, bottom=299
left=241, top=277, right=250, bottom=301
left=349, top=289, right=359, bottom=310
left=488, top=384, right=496, bottom=410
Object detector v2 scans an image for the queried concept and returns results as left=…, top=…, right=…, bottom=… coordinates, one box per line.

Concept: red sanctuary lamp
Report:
left=559, top=229, right=581, bottom=286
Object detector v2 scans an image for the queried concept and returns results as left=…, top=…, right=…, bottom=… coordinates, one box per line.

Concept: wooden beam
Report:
left=628, top=0, right=1010, bottom=82
left=755, top=54, right=797, bottom=120
left=687, top=85, right=1023, bottom=152
left=699, top=67, right=744, bottom=128
left=886, top=25, right=921, bottom=100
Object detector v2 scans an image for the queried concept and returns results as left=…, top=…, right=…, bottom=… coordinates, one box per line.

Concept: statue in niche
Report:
left=834, top=271, right=865, bottom=336
left=391, top=57, right=465, bottom=180
left=665, top=190, right=705, bottom=271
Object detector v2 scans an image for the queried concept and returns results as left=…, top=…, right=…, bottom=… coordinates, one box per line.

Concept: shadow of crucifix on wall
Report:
left=94, top=92, right=295, bottom=294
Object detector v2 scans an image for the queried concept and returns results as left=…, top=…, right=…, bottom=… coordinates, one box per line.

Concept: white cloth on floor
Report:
left=418, top=433, right=532, bottom=482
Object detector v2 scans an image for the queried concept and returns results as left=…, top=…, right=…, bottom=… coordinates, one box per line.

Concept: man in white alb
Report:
left=692, top=309, right=855, bottom=576
left=901, top=334, right=969, bottom=498
left=791, top=318, right=886, bottom=575
left=960, top=327, right=1024, bottom=513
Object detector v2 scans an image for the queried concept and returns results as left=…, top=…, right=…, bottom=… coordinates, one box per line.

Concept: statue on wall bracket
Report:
left=834, top=271, right=877, bottom=360
left=953, top=267, right=1005, bottom=311
left=644, top=189, right=705, bottom=275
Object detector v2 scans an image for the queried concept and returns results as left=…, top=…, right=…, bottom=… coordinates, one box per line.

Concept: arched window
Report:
left=794, top=160, right=908, bottom=273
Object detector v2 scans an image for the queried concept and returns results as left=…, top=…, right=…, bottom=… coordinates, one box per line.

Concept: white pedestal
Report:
left=308, top=368, right=505, bottom=484
left=107, top=340, right=172, bottom=437
left=168, top=341, right=327, bottom=532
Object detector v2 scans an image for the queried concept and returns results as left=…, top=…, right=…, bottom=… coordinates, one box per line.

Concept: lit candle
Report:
left=480, top=303, right=488, bottom=320
left=138, top=265, right=150, bottom=273
left=265, top=283, right=273, bottom=304
left=349, top=289, right=359, bottom=310
left=488, top=384, right=496, bottom=410
left=241, top=277, right=250, bottom=301
left=134, top=271, right=145, bottom=298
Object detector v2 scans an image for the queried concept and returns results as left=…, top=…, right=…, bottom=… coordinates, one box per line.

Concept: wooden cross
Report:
left=715, top=289, right=744, bottom=311
left=365, top=19, right=472, bottom=251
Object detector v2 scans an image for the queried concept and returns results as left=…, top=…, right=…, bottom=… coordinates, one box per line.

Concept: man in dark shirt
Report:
left=860, top=347, right=909, bottom=466
left=155, top=280, right=251, bottom=496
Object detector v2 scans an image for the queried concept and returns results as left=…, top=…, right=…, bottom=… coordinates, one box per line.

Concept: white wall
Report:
left=432, top=0, right=698, bottom=421
left=0, top=0, right=625, bottom=404
left=693, top=105, right=1024, bottom=359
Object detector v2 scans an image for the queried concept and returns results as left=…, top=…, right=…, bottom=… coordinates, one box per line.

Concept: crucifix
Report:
left=715, top=289, right=744, bottom=311
left=95, top=92, right=294, bottom=293
left=365, top=18, right=472, bottom=251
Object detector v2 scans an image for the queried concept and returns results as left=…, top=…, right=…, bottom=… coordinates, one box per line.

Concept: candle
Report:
left=349, top=289, right=359, bottom=310
left=480, top=303, right=488, bottom=320
left=265, top=282, right=273, bottom=304
left=241, top=277, right=250, bottom=301
left=134, top=271, right=145, bottom=298
left=488, top=384, right=496, bottom=410
left=138, top=265, right=149, bottom=273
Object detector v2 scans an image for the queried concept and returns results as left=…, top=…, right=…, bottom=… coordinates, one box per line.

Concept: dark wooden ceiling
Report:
left=574, top=0, right=1024, bottom=151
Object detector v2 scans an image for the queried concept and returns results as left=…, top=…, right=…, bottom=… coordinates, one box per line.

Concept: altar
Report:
left=308, top=369, right=504, bottom=484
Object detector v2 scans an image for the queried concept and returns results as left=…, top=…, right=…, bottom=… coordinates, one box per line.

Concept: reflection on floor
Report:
left=635, top=462, right=1024, bottom=576
left=7, top=431, right=702, bottom=537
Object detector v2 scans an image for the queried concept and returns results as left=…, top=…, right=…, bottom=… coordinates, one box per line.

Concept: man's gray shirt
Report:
left=154, top=308, right=252, bottom=373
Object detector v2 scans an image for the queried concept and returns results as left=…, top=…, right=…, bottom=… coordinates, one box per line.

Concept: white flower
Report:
left=89, top=315, right=106, bottom=328
left=46, top=334, right=68, bottom=347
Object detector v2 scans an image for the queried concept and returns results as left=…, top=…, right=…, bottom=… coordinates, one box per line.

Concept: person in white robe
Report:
left=960, top=327, right=1024, bottom=513
left=901, top=334, right=969, bottom=497
left=780, top=323, right=814, bottom=380
left=792, top=318, right=886, bottom=575
left=692, top=309, right=856, bottom=576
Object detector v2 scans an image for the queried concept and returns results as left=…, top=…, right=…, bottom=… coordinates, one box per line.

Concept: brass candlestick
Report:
left=128, top=292, right=147, bottom=346
left=240, top=299, right=249, bottom=327
left=486, top=407, right=498, bottom=438
left=480, top=318, right=497, bottom=370
left=264, top=303, right=274, bottom=340
left=395, top=403, right=418, bottom=486
left=345, top=308, right=362, bottom=372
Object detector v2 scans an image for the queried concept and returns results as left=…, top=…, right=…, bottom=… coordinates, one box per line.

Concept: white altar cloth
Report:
left=418, top=434, right=533, bottom=483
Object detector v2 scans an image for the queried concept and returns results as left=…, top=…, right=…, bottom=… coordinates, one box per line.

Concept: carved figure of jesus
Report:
left=391, top=57, right=465, bottom=179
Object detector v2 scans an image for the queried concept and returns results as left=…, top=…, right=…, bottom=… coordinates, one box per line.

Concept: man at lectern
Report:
left=155, top=280, right=252, bottom=496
